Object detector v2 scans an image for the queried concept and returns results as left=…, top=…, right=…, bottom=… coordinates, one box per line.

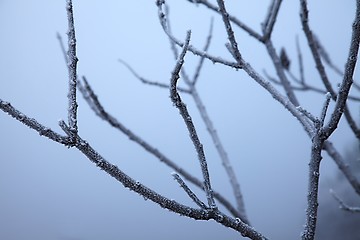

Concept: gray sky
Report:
left=0, top=1, right=357, bottom=239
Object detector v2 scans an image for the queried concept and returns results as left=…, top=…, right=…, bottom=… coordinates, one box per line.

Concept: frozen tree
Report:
left=0, top=0, right=359, bottom=239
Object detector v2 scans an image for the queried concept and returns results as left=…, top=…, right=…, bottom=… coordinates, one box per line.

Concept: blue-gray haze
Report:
left=0, top=1, right=357, bottom=239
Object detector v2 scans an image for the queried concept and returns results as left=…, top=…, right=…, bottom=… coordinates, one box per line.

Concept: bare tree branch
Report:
left=119, top=13, right=249, bottom=222
left=0, top=100, right=69, bottom=145
left=78, top=75, right=245, bottom=218
left=262, top=0, right=283, bottom=42
left=118, top=59, right=191, bottom=94
left=302, top=133, right=323, bottom=240
left=172, top=172, right=208, bottom=209
left=300, top=0, right=360, bottom=140
left=299, top=0, right=336, bottom=98
left=162, top=8, right=249, bottom=222
left=186, top=0, right=264, bottom=42
left=65, top=0, right=78, bottom=144
left=296, top=36, right=305, bottom=84
left=324, top=141, right=360, bottom=195
left=265, top=70, right=360, bottom=102
left=192, top=17, right=214, bottom=86
left=319, top=92, right=332, bottom=127
left=190, top=86, right=250, bottom=223
left=322, top=1, right=360, bottom=139
left=169, top=30, right=217, bottom=210
left=2, top=0, right=359, bottom=239
left=215, top=0, right=242, bottom=64
left=265, top=40, right=300, bottom=106
left=156, top=1, right=241, bottom=69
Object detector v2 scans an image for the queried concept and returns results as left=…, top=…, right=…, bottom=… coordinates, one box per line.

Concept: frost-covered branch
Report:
left=0, top=100, right=69, bottom=145
left=172, top=172, right=208, bottom=209
left=119, top=17, right=249, bottom=222
left=192, top=18, right=213, bottom=86
left=265, top=70, right=360, bottom=102
left=264, top=39, right=300, bottom=106
left=159, top=7, right=249, bottom=222
left=302, top=133, right=323, bottom=240
left=215, top=0, right=242, bottom=64
left=299, top=0, right=336, bottom=99
left=186, top=0, right=263, bottom=42
left=118, top=59, right=191, bottom=94
left=65, top=0, right=78, bottom=144
left=319, top=93, right=332, bottom=128
left=322, top=0, right=360, bottom=139
left=0, top=94, right=268, bottom=239
left=300, top=0, right=360, bottom=140
left=169, top=30, right=217, bottom=210
left=262, top=0, right=282, bottom=42
left=296, top=36, right=305, bottom=84
left=156, top=0, right=241, bottom=69
left=78, top=75, right=241, bottom=217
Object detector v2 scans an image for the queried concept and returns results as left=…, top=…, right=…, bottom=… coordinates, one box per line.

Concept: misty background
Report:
left=0, top=1, right=358, bottom=239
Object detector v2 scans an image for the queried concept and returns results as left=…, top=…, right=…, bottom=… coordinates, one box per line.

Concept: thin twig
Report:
left=169, top=30, right=217, bottom=209
left=324, top=141, right=360, bottom=196
left=190, top=87, right=250, bottom=224
left=156, top=1, right=241, bottom=69
left=300, top=0, right=336, bottom=99
left=240, top=59, right=315, bottom=138
left=262, top=0, right=283, bottom=42
left=192, top=18, right=214, bottom=86
left=296, top=36, right=305, bottom=84
left=118, top=59, right=191, bottom=94
left=266, top=70, right=360, bottom=102
left=0, top=100, right=69, bottom=145
left=172, top=172, right=208, bottom=209
left=264, top=39, right=300, bottom=106
left=66, top=0, right=79, bottom=143
left=296, top=106, right=318, bottom=124
left=319, top=92, right=332, bottom=127
left=216, top=0, right=242, bottom=64
left=186, top=0, right=263, bottom=42
left=330, top=189, right=360, bottom=212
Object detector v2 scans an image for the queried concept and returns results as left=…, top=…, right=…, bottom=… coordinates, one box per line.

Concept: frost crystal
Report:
left=18, top=113, right=25, bottom=121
